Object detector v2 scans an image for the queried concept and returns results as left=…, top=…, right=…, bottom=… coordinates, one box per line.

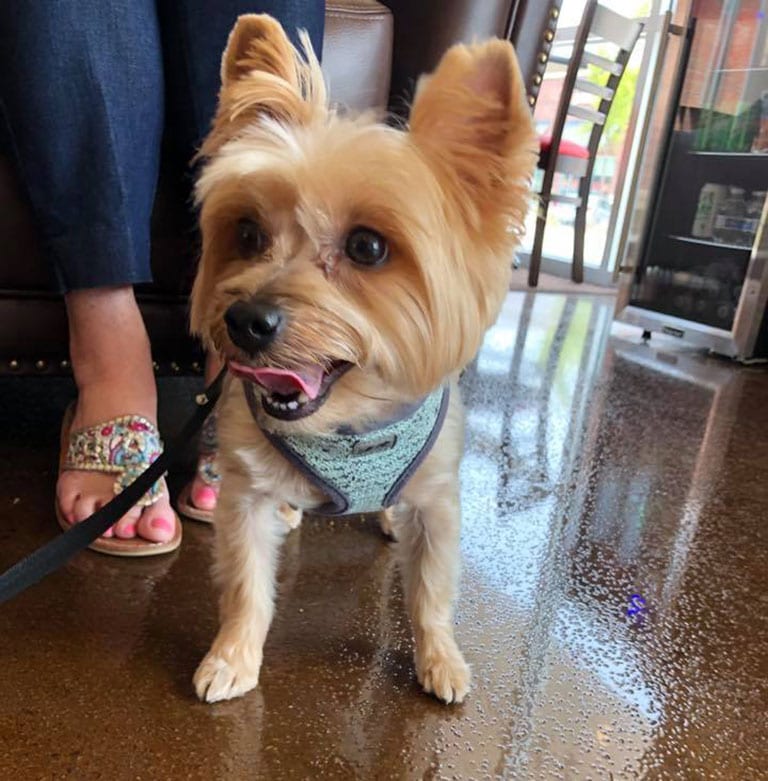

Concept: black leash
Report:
left=0, top=369, right=227, bottom=604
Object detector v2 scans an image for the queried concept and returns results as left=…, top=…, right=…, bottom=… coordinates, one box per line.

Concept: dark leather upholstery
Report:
left=509, top=0, right=563, bottom=106
left=381, top=0, right=513, bottom=114
left=324, top=0, right=393, bottom=111
left=0, top=0, right=561, bottom=375
left=380, top=0, right=562, bottom=114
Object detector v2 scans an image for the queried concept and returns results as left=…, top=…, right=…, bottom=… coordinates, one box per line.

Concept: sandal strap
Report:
left=64, top=414, right=165, bottom=507
left=197, top=452, right=221, bottom=486
left=196, top=410, right=220, bottom=485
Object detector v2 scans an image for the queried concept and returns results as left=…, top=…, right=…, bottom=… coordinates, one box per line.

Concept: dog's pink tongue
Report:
left=249, top=366, right=325, bottom=399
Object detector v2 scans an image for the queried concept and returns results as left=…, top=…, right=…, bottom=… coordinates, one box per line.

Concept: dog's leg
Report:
left=194, top=476, right=283, bottom=703
left=397, top=489, right=470, bottom=704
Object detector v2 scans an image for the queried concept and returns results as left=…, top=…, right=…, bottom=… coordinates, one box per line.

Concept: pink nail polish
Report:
left=150, top=517, right=173, bottom=534
left=124, top=524, right=137, bottom=537
left=194, top=486, right=218, bottom=509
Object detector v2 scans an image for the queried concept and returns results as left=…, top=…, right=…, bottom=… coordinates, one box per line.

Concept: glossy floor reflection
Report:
left=1, top=292, right=766, bottom=780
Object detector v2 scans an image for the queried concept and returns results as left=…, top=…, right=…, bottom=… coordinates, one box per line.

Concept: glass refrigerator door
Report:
left=630, top=0, right=768, bottom=333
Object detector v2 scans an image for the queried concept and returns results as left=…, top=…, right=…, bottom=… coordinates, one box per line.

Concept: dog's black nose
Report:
left=225, top=299, right=284, bottom=354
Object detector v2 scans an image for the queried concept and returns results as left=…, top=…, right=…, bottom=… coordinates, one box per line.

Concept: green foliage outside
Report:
left=583, top=56, right=640, bottom=147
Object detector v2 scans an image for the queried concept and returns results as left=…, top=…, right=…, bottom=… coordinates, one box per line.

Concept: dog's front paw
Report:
left=416, top=643, right=471, bottom=704
left=194, top=649, right=262, bottom=703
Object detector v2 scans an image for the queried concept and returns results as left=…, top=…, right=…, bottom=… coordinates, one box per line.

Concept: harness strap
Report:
left=245, top=383, right=450, bottom=515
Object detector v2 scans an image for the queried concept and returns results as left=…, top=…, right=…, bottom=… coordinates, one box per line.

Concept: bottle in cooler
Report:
left=712, top=187, right=747, bottom=245
left=692, top=183, right=728, bottom=238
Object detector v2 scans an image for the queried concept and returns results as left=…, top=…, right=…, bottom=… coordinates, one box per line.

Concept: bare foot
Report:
left=56, top=287, right=176, bottom=544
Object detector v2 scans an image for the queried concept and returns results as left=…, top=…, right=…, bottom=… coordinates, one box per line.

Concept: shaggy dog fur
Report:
left=190, top=14, right=536, bottom=704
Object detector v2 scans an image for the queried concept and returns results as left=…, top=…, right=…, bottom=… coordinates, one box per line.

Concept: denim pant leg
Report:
left=0, top=0, right=164, bottom=292
left=158, top=0, right=325, bottom=157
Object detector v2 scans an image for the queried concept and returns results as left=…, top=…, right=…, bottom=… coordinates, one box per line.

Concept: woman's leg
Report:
left=0, top=1, right=176, bottom=543
left=157, top=0, right=325, bottom=513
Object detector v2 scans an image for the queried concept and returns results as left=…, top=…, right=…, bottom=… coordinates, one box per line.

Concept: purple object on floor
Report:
left=627, top=593, right=647, bottom=619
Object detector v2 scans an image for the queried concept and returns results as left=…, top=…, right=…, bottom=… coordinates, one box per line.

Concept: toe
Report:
left=137, top=497, right=177, bottom=543
left=138, top=514, right=176, bottom=543
left=59, top=493, right=79, bottom=525
left=191, top=483, right=218, bottom=511
left=72, top=495, right=99, bottom=524
left=113, top=507, right=142, bottom=539
left=57, top=471, right=98, bottom=525
left=59, top=472, right=121, bottom=536
left=72, top=496, right=116, bottom=537
left=57, top=481, right=80, bottom=524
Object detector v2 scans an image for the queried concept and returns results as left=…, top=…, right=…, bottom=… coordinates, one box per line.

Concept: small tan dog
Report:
left=190, top=14, right=536, bottom=704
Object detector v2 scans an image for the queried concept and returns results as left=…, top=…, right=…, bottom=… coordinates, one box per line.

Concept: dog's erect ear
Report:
left=200, top=14, right=326, bottom=157
left=409, top=40, right=537, bottom=228
left=220, top=14, right=298, bottom=89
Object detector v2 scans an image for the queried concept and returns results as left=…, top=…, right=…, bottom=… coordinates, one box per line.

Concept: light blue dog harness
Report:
left=244, top=383, right=450, bottom=515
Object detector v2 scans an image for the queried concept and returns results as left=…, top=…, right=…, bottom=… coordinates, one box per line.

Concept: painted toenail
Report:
left=124, top=525, right=137, bottom=536
left=194, top=486, right=218, bottom=506
left=150, top=517, right=173, bottom=533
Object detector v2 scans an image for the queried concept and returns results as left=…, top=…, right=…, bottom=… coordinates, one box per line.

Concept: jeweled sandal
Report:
left=56, top=406, right=182, bottom=556
left=177, top=411, right=220, bottom=523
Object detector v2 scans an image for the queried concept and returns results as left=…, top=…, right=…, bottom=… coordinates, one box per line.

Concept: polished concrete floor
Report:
left=1, top=292, right=766, bottom=780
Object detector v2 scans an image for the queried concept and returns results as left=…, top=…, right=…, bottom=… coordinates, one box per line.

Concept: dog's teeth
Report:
left=297, top=392, right=309, bottom=404
left=278, top=402, right=288, bottom=410
left=287, top=401, right=299, bottom=410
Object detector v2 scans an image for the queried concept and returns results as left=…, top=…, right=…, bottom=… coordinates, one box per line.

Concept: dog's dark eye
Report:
left=345, top=227, right=389, bottom=267
left=235, top=217, right=269, bottom=258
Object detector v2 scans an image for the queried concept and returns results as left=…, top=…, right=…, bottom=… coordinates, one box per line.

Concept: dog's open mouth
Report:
left=228, top=359, right=353, bottom=420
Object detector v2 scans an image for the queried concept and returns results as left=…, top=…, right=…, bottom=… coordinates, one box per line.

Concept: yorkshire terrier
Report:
left=190, top=14, right=536, bottom=704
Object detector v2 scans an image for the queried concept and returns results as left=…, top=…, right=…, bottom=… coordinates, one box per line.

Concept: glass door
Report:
left=630, top=0, right=768, bottom=331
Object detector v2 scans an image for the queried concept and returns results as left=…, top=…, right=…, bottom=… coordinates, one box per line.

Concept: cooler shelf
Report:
left=669, top=234, right=753, bottom=251
left=688, top=151, right=768, bottom=158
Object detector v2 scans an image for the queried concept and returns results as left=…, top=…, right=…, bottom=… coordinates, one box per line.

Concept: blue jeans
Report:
left=0, top=0, right=324, bottom=292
